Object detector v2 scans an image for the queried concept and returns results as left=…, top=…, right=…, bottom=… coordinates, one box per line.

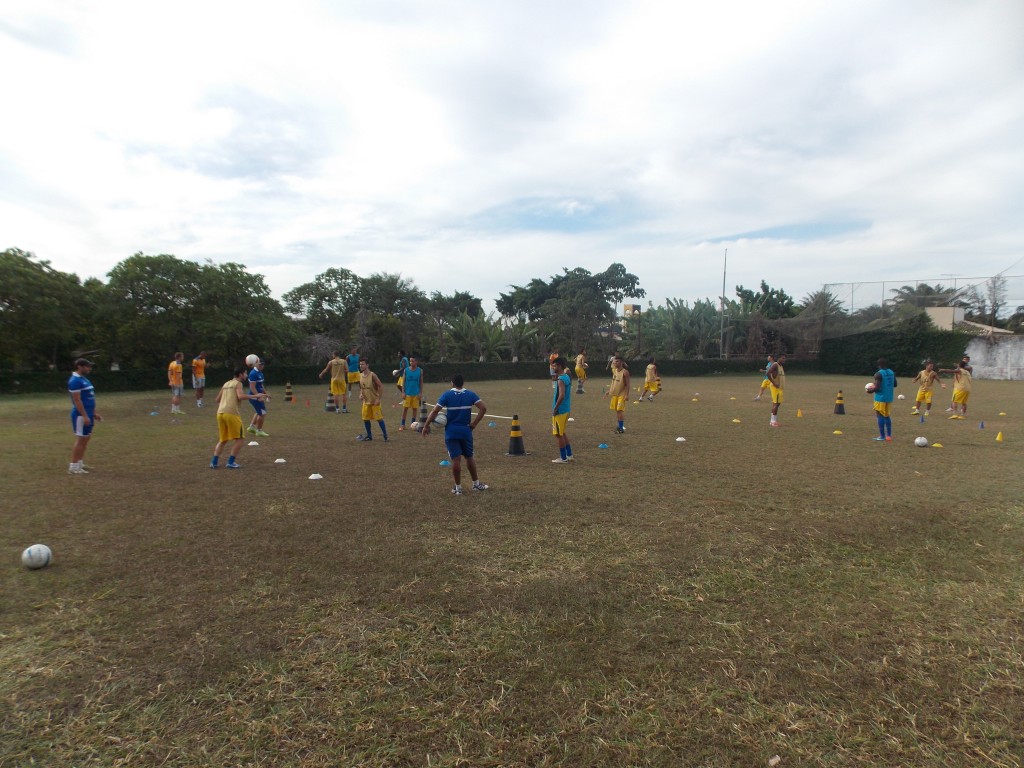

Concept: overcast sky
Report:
left=3, top=0, right=1023, bottom=313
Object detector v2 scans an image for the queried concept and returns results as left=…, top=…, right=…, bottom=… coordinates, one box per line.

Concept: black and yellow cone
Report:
left=576, top=377, right=584, bottom=394
left=833, top=390, right=845, bottom=415
left=324, top=388, right=338, bottom=412
left=284, top=381, right=295, bottom=403
left=419, top=401, right=429, bottom=424
left=506, top=414, right=529, bottom=456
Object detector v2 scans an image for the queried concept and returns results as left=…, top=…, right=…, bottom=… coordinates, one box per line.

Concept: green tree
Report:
left=0, top=248, right=90, bottom=369
left=735, top=280, right=797, bottom=319
left=889, top=283, right=963, bottom=308
left=281, top=268, right=362, bottom=337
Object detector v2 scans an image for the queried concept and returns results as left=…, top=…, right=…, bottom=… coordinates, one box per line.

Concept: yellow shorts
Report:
left=915, top=388, right=933, bottom=404
left=403, top=395, right=421, bottom=409
left=769, top=384, right=783, bottom=404
left=347, top=372, right=360, bottom=384
left=760, top=378, right=771, bottom=390
left=953, top=390, right=970, bottom=405
left=330, top=380, right=346, bottom=395
left=397, top=375, right=404, bottom=387
left=551, top=412, right=570, bottom=436
left=361, top=404, right=384, bottom=421
left=217, top=413, right=243, bottom=443
left=873, top=401, right=891, bottom=418
left=575, top=366, right=587, bottom=381
left=609, top=395, right=627, bottom=412
left=643, top=381, right=660, bottom=393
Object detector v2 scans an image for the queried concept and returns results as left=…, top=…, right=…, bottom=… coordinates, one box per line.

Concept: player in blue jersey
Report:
left=399, top=356, right=424, bottom=430
left=395, top=349, right=409, bottom=397
left=246, top=358, right=271, bottom=437
left=871, top=357, right=897, bottom=442
left=422, top=373, right=489, bottom=494
left=345, top=346, right=361, bottom=397
left=550, top=356, right=574, bottom=463
left=68, top=358, right=101, bottom=474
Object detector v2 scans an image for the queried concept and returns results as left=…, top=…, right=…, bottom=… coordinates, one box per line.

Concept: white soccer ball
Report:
left=865, top=382, right=875, bottom=393
left=392, top=369, right=400, bottom=377
left=411, top=421, right=422, bottom=432
left=245, top=354, right=260, bottom=366
left=915, top=436, right=929, bottom=447
left=433, top=412, right=447, bottom=427
left=897, top=394, right=906, bottom=400
left=22, top=544, right=52, bottom=570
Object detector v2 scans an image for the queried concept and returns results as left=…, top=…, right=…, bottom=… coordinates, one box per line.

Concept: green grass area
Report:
left=3, top=374, right=1023, bottom=766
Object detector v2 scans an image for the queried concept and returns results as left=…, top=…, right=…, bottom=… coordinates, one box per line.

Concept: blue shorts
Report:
left=71, top=410, right=94, bottom=437
left=445, top=432, right=474, bottom=460
left=250, top=399, right=267, bottom=415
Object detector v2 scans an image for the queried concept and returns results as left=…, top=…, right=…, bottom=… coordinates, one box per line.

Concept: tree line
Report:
left=2, top=248, right=1019, bottom=372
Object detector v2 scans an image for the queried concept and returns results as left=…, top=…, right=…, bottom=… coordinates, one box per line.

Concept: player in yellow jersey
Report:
left=767, top=353, right=786, bottom=427
left=168, top=352, right=185, bottom=415
left=574, top=349, right=588, bottom=393
left=910, top=359, right=944, bottom=416
left=356, top=359, right=389, bottom=441
left=318, top=351, right=349, bottom=413
left=608, top=356, right=631, bottom=433
left=210, top=367, right=266, bottom=469
left=940, top=360, right=973, bottom=419
left=191, top=351, right=208, bottom=407
left=641, top=356, right=661, bottom=402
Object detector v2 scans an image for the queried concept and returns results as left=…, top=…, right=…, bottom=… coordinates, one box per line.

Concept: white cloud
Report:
left=2, top=0, right=1023, bottom=312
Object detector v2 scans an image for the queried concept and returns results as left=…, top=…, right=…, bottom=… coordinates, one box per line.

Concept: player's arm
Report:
left=470, top=399, right=487, bottom=430
left=421, top=403, right=442, bottom=435
left=621, top=370, right=631, bottom=391
left=372, top=373, right=383, bottom=399
left=553, top=380, right=566, bottom=415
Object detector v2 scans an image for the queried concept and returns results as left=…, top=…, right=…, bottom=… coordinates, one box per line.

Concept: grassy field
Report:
left=2, top=373, right=1023, bottom=767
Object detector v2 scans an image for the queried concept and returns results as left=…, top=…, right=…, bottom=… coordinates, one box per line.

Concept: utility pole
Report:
left=719, top=248, right=728, bottom=358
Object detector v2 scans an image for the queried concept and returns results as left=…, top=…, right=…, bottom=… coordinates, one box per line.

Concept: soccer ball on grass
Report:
left=914, top=436, right=929, bottom=447
left=22, top=544, right=52, bottom=569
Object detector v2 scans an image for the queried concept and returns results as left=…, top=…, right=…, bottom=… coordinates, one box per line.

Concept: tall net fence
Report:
left=822, top=275, right=1024, bottom=316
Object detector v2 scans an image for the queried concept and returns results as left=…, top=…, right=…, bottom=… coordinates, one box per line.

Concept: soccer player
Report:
left=168, top=352, right=185, bottom=415
left=356, top=359, right=389, bottom=442
left=574, top=349, right=588, bottom=393
left=68, top=357, right=100, bottom=475
left=345, top=345, right=361, bottom=396
left=246, top=358, right=271, bottom=437
left=211, top=368, right=266, bottom=469
left=945, top=355, right=973, bottom=412
left=767, top=353, right=786, bottom=427
left=191, top=351, right=207, bottom=407
left=641, top=356, right=661, bottom=402
left=399, top=356, right=424, bottom=431
left=549, top=350, right=559, bottom=388
left=422, top=373, right=489, bottom=494
left=395, top=349, right=409, bottom=397
left=608, top=356, right=631, bottom=433
left=754, top=354, right=774, bottom=401
left=318, top=351, right=349, bottom=413
left=910, top=359, right=944, bottom=416
left=871, top=357, right=897, bottom=441
left=940, top=360, right=973, bottom=419
left=551, top=356, right=574, bottom=463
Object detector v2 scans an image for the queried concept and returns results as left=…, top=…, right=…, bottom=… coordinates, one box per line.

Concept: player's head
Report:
left=359, top=359, right=369, bottom=371
left=451, top=373, right=465, bottom=389
left=552, top=356, right=568, bottom=371
left=409, top=355, right=418, bottom=368
left=197, top=350, right=206, bottom=359
left=233, top=367, right=247, bottom=380
left=174, top=352, right=184, bottom=362
left=876, top=357, right=888, bottom=369
left=334, top=350, right=342, bottom=358
left=648, top=356, right=656, bottom=364
left=74, top=357, right=93, bottom=372
left=778, top=353, right=787, bottom=362
left=924, top=359, right=934, bottom=369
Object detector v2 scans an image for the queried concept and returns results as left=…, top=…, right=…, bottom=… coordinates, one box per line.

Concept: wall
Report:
left=966, top=336, right=1024, bottom=381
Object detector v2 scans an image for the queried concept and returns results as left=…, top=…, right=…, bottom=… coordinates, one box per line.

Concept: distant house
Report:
left=924, top=307, right=1014, bottom=336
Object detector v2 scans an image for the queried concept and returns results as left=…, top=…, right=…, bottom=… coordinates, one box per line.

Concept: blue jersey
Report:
left=346, top=354, right=360, bottom=373
left=874, top=368, right=896, bottom=403
left=553, top=373, right=572, bottom=414
left=398, top=356, right=409, bottom=374
left=68, top=372, right=95, bottom=414
left=248, top=368, right=265, bottom=394
left=437, top=387, right=479, bottom=438
left=403, top=367, right=423, bottom=396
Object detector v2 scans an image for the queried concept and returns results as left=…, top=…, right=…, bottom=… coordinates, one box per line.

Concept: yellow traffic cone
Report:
left=796, top=409, right=803, bottom=418
left=996, top=432, right=1004, bottom=442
